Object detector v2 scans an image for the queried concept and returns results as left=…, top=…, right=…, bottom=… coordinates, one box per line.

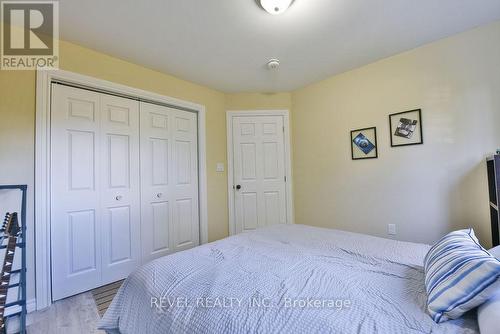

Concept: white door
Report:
left=140, top=102, right=199, bottom=262
left=51, top=84, right=103, bottom=300
left=51, top=84, right=141, bottom=300
left=100, top=94, right=141, bottom=284
left=232, top=116, right=287, bottom=233
left=170, top=109, right=199, bottom=252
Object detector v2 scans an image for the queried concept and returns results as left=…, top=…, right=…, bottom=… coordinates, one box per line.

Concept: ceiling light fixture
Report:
left=267, top=59, right=280, bottom=70
left=258, top=0, right=294, bottom=15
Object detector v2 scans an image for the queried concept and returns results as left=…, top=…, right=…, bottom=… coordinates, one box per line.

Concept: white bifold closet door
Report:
left=140, top=102, right=199, bottom=262
left=51, top=84, right=141, bottom=300
left=50, top=84, right=199, bottom=301
left=99, top=94, right=141, bottom=284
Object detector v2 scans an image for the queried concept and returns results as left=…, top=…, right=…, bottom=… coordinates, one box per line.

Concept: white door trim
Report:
left=226, top=110, right=294, bottom=236
left=35, top=69, right=209, bottom=310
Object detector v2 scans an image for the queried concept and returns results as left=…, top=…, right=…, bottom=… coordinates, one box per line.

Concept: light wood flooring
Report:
left=12, top=292, right=104, bottom=334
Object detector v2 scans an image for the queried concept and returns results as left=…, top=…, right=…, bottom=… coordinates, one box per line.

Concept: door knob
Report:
left=156, top=193, right=163, bottom=198
left=115, top=195, right=123, bottom=201
left=235, top=185, right=241, bottom=190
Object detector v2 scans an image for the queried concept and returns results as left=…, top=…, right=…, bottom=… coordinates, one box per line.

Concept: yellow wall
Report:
left=0, top=70, right=38, bottom=303
left=225, top=92, right=291, bottom=110
left=292, top=21, right=500, bottom=247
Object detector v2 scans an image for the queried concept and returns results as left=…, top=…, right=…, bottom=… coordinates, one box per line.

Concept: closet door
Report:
left=51, top=85, right=141, bottom=300
left=171, top=109, right=199, bottom=252
left=51, top=84, right=102, bottom=300
left=100, top=95, right=141, bottom=284
left=140, top=103, right=199, bottom=262
left=140, top=103, right=173, bottom=262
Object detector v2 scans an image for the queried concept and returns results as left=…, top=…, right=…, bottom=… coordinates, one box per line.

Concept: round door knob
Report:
left=115, top=195, right=123, bottom=201
left=236, top=185, right=241, bottom=190
left=156, top=193, right=163, bottom=198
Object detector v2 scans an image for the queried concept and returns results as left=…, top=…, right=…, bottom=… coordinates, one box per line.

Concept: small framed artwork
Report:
left=389, top=109, right=423, bottom=147
left=350, top=127, right=378, bottom=160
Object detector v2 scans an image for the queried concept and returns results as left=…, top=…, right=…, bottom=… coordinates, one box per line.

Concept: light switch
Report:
left=388, top=224, right=397, bottom=236
left=216, top=163, right=225, bottom=172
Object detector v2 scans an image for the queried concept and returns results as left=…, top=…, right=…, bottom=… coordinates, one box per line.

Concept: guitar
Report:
left=0, top=213, right=20, bottom=334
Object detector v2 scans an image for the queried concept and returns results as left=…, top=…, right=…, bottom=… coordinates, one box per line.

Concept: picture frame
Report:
left=350, top=127, right=378, bottom=160
left=389, top=109, right=423, bottom=147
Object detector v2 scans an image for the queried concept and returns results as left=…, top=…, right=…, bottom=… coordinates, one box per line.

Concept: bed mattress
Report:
left=99, top=224, right=479, bottom=333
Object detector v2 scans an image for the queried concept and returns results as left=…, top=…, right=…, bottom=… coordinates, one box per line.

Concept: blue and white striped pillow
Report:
left=424, top=228, right=500, bottom=323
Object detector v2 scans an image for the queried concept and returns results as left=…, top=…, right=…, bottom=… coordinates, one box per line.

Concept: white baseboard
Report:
left=4, top=298, right=36, bottom=316
left=27, top=298, right=37, bottom=313
left=4, top=299, right=36, bottom=334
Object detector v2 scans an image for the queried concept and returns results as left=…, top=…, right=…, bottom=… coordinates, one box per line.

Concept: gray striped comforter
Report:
left=99, top=224, right=478, bottom=333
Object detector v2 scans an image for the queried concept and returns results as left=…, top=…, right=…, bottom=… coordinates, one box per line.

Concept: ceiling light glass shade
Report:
left=260, top=0, right=293, bottom=15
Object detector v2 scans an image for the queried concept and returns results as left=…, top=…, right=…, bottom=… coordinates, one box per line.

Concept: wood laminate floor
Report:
left=18, top=292, right=104, bottom=334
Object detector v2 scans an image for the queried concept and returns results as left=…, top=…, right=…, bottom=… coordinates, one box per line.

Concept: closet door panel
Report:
left=140, top=103, right=173, bottom=262
left=171, top=111, right=199, bottom=252
left=141, top=104, right=199, bottom=259
left=50, top=84, right=102, bottom=301
left=152, top=201, right=170, bottom=251
left=100, top=95, right=141, bottom=284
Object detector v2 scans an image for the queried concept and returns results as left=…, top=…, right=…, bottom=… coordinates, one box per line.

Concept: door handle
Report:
left=235, top=185, right=241, bottom=190
left=115, top=195, right=123, bottom=201
left=156, top=192, right=163, bottom=198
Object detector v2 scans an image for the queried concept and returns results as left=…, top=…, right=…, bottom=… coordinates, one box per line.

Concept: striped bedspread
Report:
left=99, top=224, right=478, bottom=334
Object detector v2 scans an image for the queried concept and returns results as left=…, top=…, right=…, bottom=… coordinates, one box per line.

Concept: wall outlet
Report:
left=216, top=163, right=225, bottom=172
left=388, top=224, right=397, bottom=236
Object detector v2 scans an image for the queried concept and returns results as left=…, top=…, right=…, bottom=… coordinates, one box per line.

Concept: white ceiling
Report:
left=59, top=0, right=500, bottom=93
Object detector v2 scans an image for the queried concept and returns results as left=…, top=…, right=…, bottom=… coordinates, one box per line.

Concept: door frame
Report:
left=226, top=110, right=294, bottom=236
left=35, top=69, right=209, bottom=310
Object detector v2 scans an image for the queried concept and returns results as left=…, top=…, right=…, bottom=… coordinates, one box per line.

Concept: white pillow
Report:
left=477, top=246, right=500, bottom=334
left=423, top=229, right=500, bottom=323
left=477, top=290, right=500, bottom=334
left=489, top=246, right=500, bottom=259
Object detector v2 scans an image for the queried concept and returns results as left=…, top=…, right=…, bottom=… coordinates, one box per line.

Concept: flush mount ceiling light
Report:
left=267, top=58, right=280, bottom=70
left=257, top=0, right=294, bottom=15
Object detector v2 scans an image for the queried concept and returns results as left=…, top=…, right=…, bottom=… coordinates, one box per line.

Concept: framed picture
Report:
left=389, top=109, right=423, bottom=147
left=350, top=127, right=378, bottom=160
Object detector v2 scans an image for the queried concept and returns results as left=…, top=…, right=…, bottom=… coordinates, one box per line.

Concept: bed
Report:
left=99, top=224, right=479, bottom=333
